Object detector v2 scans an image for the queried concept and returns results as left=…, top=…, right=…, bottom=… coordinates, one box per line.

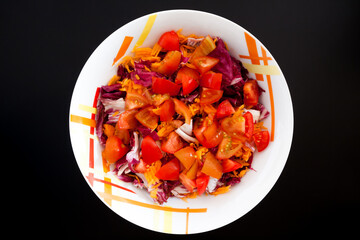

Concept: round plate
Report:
left=69, top=9, right=293, bottom=234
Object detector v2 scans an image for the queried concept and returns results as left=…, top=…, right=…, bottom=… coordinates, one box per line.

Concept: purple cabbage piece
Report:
left=131, top=61, right=164, bottom=87
left=95, top=102, right=107, bottom=145
left=208, top=38, right=234, bottom=84
left=100, top=83, right=126, bottom=100
left=125, top=132, right=141, bottom=172
left=137, top=125, right=159, bottom=141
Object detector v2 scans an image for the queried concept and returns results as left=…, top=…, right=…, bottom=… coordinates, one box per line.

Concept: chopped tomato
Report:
left=243, top=80, right=260, bottom=107
left=158, top=30, right=180, bottom=51
left=190, top=35, right=216, bottom=60
left=117, top=109, right=138, bottom=130
left=201, top=152, right=223, bottom=179
left=141, top=135, right=163, bottom=165
left=151, top=93, right=170, bottom=106
left=192, top=56, right=219, bottom=75
left=175, top=66, right=200, bottom=84
left=193, top=115, right=223, bottom=148
left=243, top=112, right=254, bottom=139
left=104, top=136, right=129, bottom=164
left=125, top=92, right=150, bottom=110
left=220, top=115, right=245, bottom=138
left=253, top=130, right=270, bottom=152
left=174, top=146, right=196, bottom=170
left=216, top=100, right=235, bottom=119
left=200, top=71, right=222, bottom=90
left=114, top=127, right=130, bottom=145
left=155, top=158, right=180, bottom=180
left=175, top=67, right=200, bottom=95
left=134, top=159, right=148, bottom=173
left=222, top=159, right=243, bottom=173
left=151, top=50, right=181, bottom=76
left=135, top=106, right=159, bottom=130
left=186, top=160, right=198, bottom=180
left=216, top=134, right=243, bottom=160
left=152, top=77, right=181, bottom=96
left=179, top=172, right=196, bottom=192
left=173, top=98, right=192, bottom=125
left=200, top=87, right=223, bottom=105
left=159, top=99, right=175, bottom=122
left=196, top=173, right=210, bottom=195
left=161, top=131, right=184, bottom=154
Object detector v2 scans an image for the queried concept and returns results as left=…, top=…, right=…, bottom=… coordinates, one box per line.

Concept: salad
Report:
left=96, top=30, right=270, bottom=204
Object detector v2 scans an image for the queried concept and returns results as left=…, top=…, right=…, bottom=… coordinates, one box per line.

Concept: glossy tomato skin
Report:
left=196, top=174, right=210, bottom=195
left=161, top=131, right=184, bottom=154
left=158, top=31, right=180, bottom=51
left=125, top=92, right=150, bottom=110
left=179, top=172, right=196, bottom=192
left=152, top=77, right=181, bottom=96
left=243, top=80, right=260, bottom=107
left=200, top=87, right=223, bottom=105
left=135, top=106, right=159, bottom=130
left=174, top=146, right=196, bottom=170
left=253, top=130, right=270, bottom=152
left=159, top=99, right=175, bottom=122
left=222, top=159, right=243, bottom=173
left=192, top=56, right=219, bottom=75
left=173, top=98, right=192, bottom=125
left=117, top=109, right=138, bottom=130
left=104, top=136, right=129, bottom=164
left=155, top=158, right=180, bottom=180
left=216, top=100, right=235, bottom=119
left=216, top=134, right=243, bottom=160
left=200, top=71, right=222, bottom=90
left=152, top=51, right=181, bottom=76
left=141, top=135, right=163, bottom=165
left=193, top=116, right=223, bottom=148
left=243, top=112, right=254, bottom=139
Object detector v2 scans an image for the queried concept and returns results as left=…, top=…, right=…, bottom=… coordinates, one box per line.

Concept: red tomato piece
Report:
left=173, top=98, right=192, bottom=125
left=192, top=56, right=219, bottom=75
left=243, top=79, right=260, bottom=107
left=104, top=136, right=129, bottom=164
left=193, top=116, right=223, bottom=148
left=221, top=159, right=243, bottom=173
left=151, top=51, right=181, bottom=76
left=134, top=159, right=148, bottom=173
left=179, top=172, right=196, bottom=192
left=152, top=77, right=181, bottom=96
left=175, top=67, right=200, bottom=95
left=159, top=99, right=175, bottom=122
left=200, top=71, right=222, bottom=90
left=141, top=135, right=163, bottom=165
left=200, top=87, right=223, bottom=105
left=174, top=146, right=196, bottom=170
left=161, top=131, right=184, bottom=154
left=196, top=173, right=210, bottom=195
left=135, top=106, right=159, bottom=130
left=125, top=92, right=150, bottom=110
left=216, top=135, right=243, bottom=160
left=155, top=158, right=180, bottom=181
left=243, top=111, right=254, bottom=139
left=117, top=109, right=138, bottom=130
left=216, top=100, right=235, bottom=119
left=158, top=31, right=180, bottom=51
left=253, top=130, right=270, bottom=152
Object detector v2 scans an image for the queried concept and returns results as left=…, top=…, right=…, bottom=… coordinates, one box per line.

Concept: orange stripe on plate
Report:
left=70, top=114, right=96, bottom=127
left=244, top=32, right=264, bottom=81
left=112, top=36, right=134, bottom=66
left=261, top=46, right=275, bottom=142
left=186, top=208, right=190, bottom=234
left=239, top=54, right=272, bottom=61
left=97, top=191, right=207, bottom=213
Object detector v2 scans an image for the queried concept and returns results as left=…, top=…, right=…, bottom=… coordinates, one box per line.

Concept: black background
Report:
left=3, top=0, right=359, bottom=238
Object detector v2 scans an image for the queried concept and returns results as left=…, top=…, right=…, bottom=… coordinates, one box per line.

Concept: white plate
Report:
left=69, top=9, right=293, bottom=234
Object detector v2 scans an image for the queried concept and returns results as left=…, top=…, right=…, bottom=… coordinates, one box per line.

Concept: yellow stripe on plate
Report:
left=78, top=104, right=97, bottom=114
left=133, top=14, right=157, bottom=50
left=164, top=210, right=173, bottom=233
left=242, top=63, right=281, bottom=75
left=70, top=114, right=96, bottom=127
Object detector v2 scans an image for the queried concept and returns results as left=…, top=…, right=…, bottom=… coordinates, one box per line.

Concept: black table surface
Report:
left=3, top=0, right=359, bottom=238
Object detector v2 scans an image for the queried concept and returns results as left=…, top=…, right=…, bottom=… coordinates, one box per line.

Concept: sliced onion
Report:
left=179, top=119, right=193, bottom=136
left=175, top=128, right=198, bottom=143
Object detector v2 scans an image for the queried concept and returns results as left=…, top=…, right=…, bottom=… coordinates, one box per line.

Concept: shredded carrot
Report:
left=210, top=185, right=231, bottom=196
left=151, top=43, right=162, bottom=57
left=144, top=160, right=162, bottom=187
left=107, top=74, right=121, bottom=86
